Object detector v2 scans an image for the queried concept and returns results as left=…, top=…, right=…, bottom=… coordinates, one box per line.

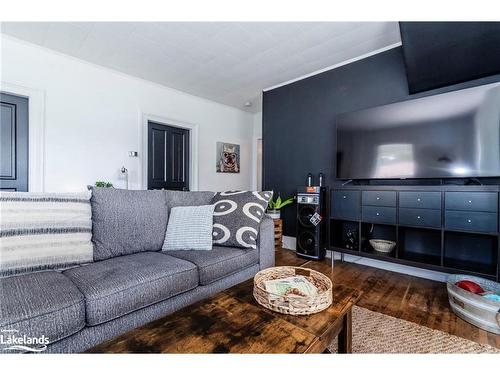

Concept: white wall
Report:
left=1, top=35, right=255, bottom=192
left=251, top=111, right=262, bottom=190
left=253, top=111, right=262, bottom=139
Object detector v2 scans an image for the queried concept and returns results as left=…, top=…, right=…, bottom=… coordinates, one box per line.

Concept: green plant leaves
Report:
left=275, top=196, right=282, bottom=209
left=95, top=181, right=113, bottom=188
left=267, top=195, right=294, bottom=210
left=276, top=197, right=294, bottom=209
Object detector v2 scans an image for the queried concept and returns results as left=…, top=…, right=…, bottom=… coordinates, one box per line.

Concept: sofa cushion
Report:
left=0, top=191, right=93, bottom=277
left=0, top=271, right=85, bottom=349
left=211, top=191, right=273, bottom=249
left=90, top=187, right=169, bottom=261
left=166, top=246, right=259, bottom=285
left=165, top=190, right=215, bottom=212
left=63, top=252, right=198, bottom=325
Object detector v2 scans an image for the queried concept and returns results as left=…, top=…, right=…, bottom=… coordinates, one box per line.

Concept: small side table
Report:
left=273, top=219, right=283, bottom=249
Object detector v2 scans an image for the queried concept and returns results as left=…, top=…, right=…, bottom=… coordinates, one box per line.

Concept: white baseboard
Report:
left=282, top=235, right=296, bottom=251
left=281, top=235, right=448, bottom=283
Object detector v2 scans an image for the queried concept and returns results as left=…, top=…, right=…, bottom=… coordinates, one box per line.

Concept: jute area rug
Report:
left=328, top=306, right=500, bottom=354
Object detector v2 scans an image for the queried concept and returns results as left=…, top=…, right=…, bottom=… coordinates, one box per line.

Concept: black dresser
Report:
left=329, top=185, right=500, bottom=281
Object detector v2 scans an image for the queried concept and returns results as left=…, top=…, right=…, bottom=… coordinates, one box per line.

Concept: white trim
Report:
left=263, top=42, right=402, bottom=92
left=330, top=251, right=449, bottom=282
left=251, top=111, right=263, bottom=190
left=251, top=136, right=257, bottom=190
left=0, top=82, right=46, bottom=192
left=283, top=235, right=296, bottom=251
left=254, top=137, right=262, bottom=191
left=251, top=136, right=262, bottom=191
left=282, top=235, right=448, bottom=282
left=140, top=113, right=199, bottom=191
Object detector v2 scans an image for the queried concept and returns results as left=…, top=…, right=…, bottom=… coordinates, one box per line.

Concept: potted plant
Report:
left=95, top=181, right=113, bottom=188
left=267, top=194, right=294, bottom=219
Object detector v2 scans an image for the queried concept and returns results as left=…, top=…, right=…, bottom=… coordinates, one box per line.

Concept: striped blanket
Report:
left=0, top=191, right=93, bottom=277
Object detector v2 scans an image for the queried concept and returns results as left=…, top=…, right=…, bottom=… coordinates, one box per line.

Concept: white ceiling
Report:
left=1, top=22, right=401, bottom=113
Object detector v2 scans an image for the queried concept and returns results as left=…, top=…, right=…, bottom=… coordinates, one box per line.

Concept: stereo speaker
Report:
left=296, top=186, right=327, bottom=260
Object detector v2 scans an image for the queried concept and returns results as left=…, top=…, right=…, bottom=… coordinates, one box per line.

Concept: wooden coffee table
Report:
left=88, top=275, right=362, bottom=354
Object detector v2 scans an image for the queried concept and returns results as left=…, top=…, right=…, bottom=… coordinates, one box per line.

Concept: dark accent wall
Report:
left=399, top=22, right=500, bottom=93
left=262, top=46, right=500, bottom=237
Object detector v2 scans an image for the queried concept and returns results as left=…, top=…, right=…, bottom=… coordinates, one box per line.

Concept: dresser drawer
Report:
left=362, top=206, right=396, bottom=225
left=331, top=191, right=361, bottom=220
left=445, top=192, right=498, bottom=212
left=445, top=210, right=498, bottom=233
left=399, top=208, right=441, bottom=228
left=362, top=191, right=396, bottom=207
left=399, top=192, right=441, bottom=209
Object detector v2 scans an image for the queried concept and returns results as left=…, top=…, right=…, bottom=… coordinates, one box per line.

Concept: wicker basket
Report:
left=253, top=266, right=333, bottom=315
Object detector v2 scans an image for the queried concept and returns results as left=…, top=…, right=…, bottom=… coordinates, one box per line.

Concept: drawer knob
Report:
left=417, top=216, right=421, bottom=219
left=468, top=200, right=472, bottom=203
left=417, top=198, right=421, bottom=202
left=376, top=213, right=380, bottom=216
left=467, top=219, right=472, bottom=223
left=343, top=195, right=347, bottom=199
left=376, top=197, right=380, bottom=200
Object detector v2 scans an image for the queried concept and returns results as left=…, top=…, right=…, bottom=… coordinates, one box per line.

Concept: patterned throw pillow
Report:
left=211, top=191, right=273, bottom=249
left=162, top=205, right=215, bottom=251
left=0, top=191, right=93, bottom=277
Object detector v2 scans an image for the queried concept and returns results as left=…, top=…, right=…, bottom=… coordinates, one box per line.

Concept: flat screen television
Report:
left=336, top=83, right=500, bottom=180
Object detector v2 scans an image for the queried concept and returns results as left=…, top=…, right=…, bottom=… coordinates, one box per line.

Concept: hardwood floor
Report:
left=275, top=248, right=500, bottom=349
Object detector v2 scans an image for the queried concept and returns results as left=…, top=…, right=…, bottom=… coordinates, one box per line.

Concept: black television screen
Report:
left=336, top=83, right=500, bottom=180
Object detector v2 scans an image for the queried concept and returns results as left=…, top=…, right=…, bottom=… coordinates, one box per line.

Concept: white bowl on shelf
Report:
left=369, top=239, right=396, bottom=253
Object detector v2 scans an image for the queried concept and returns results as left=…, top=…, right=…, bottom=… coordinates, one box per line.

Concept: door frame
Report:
left=1, top=82, right=46, bottom=192
left=140, top=113, right=198, bottom=191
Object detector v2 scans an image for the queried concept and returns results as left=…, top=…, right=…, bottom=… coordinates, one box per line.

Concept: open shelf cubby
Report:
left=361, top=223, right=397, bottom=258
left=330, top=219, right=359, bottom=251
left=444, top=231, right=498, bottom=276
left=398, top=227, right=441, bottom=266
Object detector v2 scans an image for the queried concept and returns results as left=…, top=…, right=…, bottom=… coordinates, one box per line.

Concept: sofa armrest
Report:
left=257, top=214, right=275, bottom=270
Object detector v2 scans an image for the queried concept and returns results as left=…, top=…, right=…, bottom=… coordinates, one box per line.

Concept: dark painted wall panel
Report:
left=263, top=46, right=500, bottom=236
left=400, top=22, right=500, bottom=93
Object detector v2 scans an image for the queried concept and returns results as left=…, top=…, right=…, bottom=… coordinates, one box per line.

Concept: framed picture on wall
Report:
left=216, top=142, right=240, bottom=173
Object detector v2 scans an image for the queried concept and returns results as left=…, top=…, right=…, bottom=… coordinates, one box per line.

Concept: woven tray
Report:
left=253, top=266, right=333, bottom=315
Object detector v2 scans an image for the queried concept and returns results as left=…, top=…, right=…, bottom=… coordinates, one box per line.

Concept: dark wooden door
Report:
left=1, top=93, right=29, bottom=191
left=148, top=121, right=189, bottom=191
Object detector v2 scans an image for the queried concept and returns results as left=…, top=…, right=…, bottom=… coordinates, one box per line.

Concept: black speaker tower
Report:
left=296, top=186, right=327, bottom=260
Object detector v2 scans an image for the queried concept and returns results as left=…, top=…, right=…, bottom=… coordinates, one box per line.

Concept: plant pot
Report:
left=267, top=209, right=281, bottom=219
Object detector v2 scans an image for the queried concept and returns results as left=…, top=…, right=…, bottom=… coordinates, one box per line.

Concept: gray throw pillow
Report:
left=90, top=187, right=169, bottom=260
left=162, top=205, right=215, bottom=251
left=211, top=191, right=272, bottom=249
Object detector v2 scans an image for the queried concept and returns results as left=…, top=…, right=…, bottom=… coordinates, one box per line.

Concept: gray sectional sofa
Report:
left=0, top=190, right=275, bottom=353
